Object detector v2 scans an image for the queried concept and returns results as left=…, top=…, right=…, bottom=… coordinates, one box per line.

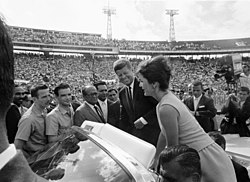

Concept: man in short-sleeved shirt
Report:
left=15, top=105, right=47, bottom=157
left=15, top=84, right=51, bottom=158
left=46, top=83, right=73, bottom=143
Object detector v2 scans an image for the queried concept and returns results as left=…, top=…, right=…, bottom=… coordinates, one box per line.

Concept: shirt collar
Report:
left=128, top=77, right=135, bottom=91
left=193, top=94, right=202, bottom=101
left=85, top=101, right=96, bottom=110
left=98, top=99, right=107, bottom=105
left=31, top=103, right=47, bottom=117
left=57, top=104, right=73, bottom=115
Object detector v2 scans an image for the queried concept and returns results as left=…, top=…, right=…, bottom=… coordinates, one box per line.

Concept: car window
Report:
left=30, top=131, right=133, bottom=182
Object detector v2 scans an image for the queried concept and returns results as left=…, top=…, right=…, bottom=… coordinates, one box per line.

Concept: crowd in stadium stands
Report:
left=9, top=26, right=250, bottom=51
left=15, top=52, right=250, bottom=108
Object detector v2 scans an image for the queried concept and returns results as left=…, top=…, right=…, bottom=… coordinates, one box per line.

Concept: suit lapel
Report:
left=85, top=103, right=101, bottom=122
left=189, top=97, right=195, bottom=111
left=196, top=95, right=204, bottom=111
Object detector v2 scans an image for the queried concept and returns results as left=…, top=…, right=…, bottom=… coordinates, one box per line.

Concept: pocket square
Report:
left=198, top=105, right=205, bottom=108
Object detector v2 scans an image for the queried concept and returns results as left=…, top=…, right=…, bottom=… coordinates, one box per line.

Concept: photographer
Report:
left=220, top=87, right=250, bottom=136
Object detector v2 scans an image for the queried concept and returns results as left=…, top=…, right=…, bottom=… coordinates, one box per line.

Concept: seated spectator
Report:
left=157, top=144, right=201, bottom=182
left=208, top=132, right=250, bottom=182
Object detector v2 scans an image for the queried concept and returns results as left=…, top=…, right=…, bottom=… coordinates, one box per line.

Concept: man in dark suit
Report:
left=0, top=18, right=47, bottom=181
left=113, top=58, right=160, bottom=146
left=208, top=132, right=250, bottom=182
left=94, top=81, right=121, bottom=127
left=184, top=81, right=217, bottom=132
left=231, top=87, right=250, bottom=137
left=5, top=85, right=27, bottom=143
left=73, top=85, right=106, bottom=126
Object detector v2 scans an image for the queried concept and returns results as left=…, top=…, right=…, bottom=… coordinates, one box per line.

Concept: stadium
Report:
left=1, top=1, right=250, bottom=181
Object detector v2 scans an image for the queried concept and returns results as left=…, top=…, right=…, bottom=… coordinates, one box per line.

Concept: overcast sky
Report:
left=1, top=0, right=250, bottom=41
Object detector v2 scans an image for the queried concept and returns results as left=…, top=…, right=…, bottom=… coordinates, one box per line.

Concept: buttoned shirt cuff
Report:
left=0, top=144, right=17, bottom=170
left=139, top=117, right=148, bottom=125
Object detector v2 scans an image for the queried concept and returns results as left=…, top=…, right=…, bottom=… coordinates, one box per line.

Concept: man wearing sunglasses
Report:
left=73, top=85, right=106, bottom=126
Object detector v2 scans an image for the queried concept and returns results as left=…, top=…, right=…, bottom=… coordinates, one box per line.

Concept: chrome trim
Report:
left=80, top=128, right=157, bottom=182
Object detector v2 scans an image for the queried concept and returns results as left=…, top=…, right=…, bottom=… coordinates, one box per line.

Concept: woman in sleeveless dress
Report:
left=136, top=55, right=236, bottom=182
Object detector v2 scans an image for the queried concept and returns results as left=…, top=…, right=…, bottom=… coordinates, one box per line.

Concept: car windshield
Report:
left=29, top=127, right=133, bottom=182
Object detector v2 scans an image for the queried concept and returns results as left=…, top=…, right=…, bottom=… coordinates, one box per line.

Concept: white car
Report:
left=29, top=121, right=160, bottom=182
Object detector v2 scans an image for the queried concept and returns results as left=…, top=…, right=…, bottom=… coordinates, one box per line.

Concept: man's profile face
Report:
left=115, top=65, right=134, bottom=86
left=192, top=85, right=203, bottom=98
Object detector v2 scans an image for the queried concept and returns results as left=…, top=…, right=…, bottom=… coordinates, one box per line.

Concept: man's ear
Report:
left=152, top=82, right=159, bottom=89
left=192, top=173, right=201, bottom=182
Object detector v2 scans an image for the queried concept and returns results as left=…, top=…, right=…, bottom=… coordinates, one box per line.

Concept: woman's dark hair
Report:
left=136, top=55, right=172, bottom=91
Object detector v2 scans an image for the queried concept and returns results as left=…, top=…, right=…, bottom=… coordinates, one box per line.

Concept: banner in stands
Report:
left=232, top=54, right=243, bottom=75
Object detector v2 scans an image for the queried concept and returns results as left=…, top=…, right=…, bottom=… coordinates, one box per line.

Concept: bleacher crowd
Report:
left=9, top=26, right=250, bottom=51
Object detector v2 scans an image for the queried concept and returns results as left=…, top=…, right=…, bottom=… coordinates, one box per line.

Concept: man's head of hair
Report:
left=113, top=58, right=132, bottom=72
left=158, top=144, right=201, bottom=179
left=192, top=81, right=203, bottom=90
left=93, top=81, right=107, bottom=89
left=54, top=83, right=70, bottom=96
left=240, top=86, right=250, bottom=95
left=108, top=88, right=118, bottom=94
left=30, top=84, right=49, bottom=98
left=208, top=131, right=226, bottom=150
left=0, top=18, right=14, bottom=115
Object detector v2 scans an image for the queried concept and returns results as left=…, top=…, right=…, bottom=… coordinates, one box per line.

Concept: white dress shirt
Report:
left=193, top=94, right=202, bottom=111
left=98, top=99, right=108, bottom=121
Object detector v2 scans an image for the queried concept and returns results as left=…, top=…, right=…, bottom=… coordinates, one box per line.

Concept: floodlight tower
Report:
left=166, top=9, right=179, bottom=42
left=103, top=1, right=116, bottom=40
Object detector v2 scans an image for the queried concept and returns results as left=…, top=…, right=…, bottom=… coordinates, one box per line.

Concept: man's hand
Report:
left=190, top=111, right=195, bottom=115
left=195, top=111, right=200, bottom=116
left=134, top=119, right=145, bottom=129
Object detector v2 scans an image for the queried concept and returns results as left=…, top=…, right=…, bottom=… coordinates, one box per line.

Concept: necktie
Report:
left=127, top=86, right=134, bottom=111
left=94, top=105, right=106, bottom=123
left=128, top=86, right=133, bottom=100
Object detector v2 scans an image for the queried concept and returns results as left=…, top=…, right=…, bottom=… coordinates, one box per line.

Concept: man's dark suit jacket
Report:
left=234, top=96, right=250, bottom=137
left=73, top=101, right=106, bottom=127
left=184, top=94, right=217, bottom=132
left=231, top=159, right=250, bottom=182
left=0, top=151, right=47, bottom=182
left=107, top=100, right=121, bottom=128
left=6, top=104, right=21, bottom=143
left=119, top=78, right=160, bottom=146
